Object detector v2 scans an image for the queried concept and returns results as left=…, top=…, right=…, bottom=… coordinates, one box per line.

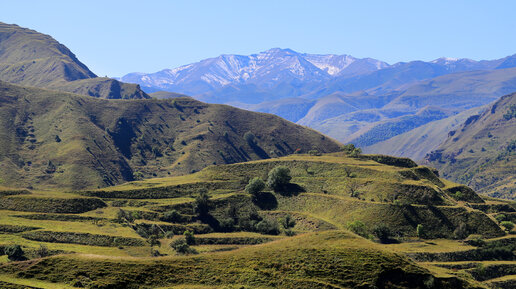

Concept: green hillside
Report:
left=2, top=152, right=514, bottom=288
left=0, top=81, right=341, bottom=190
left=425, top=93, right=516, bottom=199
left=0, top=22, right=148, bottom=99
left=365, top=106, right=486, bottom=161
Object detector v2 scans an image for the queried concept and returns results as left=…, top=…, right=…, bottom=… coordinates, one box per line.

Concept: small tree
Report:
left=255, top=218, right=280, bottom=235
left=372, top=225, right=392, bottom=243
left=5, top=244, right=24, bottom=261
left=195, top=189, right=210, bottom=217
left=245, top=177, right=265, bottom=196
left=35, top=244, right=50, bottom=258
left=345, top=178, right=361, bottom=198
left=501, top=221, right=515, bottom=231
left=347, top=220, right=370, bottom=239
left=280, top=214, right=296, bottom=229
left=170, top=238, right=197, bottom=255
left=244, top=131, right=256, bottom=145
left=184, top=230, right=195, bottom=245
left=416, top=224, right=426, bottom=239
left=267, top=166, right=292, bottom=192
left=162, top=210, right=183, bottom=223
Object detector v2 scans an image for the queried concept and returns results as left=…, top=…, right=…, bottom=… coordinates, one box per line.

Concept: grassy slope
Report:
left=0, top=231, right=482, bottom=289
left=364, top=106, right=486, bottom=161
left=0, top=152, right=513, bottom=288
left=0, top=81, right=341, bottom=189
left=424, top=93, right=516, bottom=199
left=0, top=22, right=148, bottom=99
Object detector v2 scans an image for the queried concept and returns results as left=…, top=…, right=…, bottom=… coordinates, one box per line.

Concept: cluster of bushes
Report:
left=494, top=214, right=515, bottom=232
left=0, top=189, right=31, bottom=197
left=341, top=144, right=362, bottom=157
left=346, top=221, right=398, bottom=244
left=13, top=213, right=105, bottom=222
left=363, top=155, right=418, bottom=168
left=0, top=224, right=40, bottom=233
left=0, top=197, right=106, bottom=213
left=76, top=182, right=236, bottom=199
left=245, top=165, right=294, bottom=195
left=193, top=236, right=274, bottom=245
left=410, top=239, right=516, bottom=262
left=21, top=231, right=146, bottom=247
left=0, top=244, right=25, bottom=261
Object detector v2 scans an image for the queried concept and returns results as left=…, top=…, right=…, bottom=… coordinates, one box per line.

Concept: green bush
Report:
left=162, top=210, right=184, bottom=223
left=417, top=224, right=426, bottom=239
left=195, top=189, right=210, bottom=217
left=347, top=220, right=370, bottom=239
left=245, top=177, right=266, bottom=196
left=495, top=214, right=507, bottom=223
left=244, top=131, right=256, bottom=145
left=280, top=214, right=296, bottom=229
left=501, top=221, right=515, bottom=231
left=255, top=218, right=280, bottom=235
left=184, top=230, right=195, bottom=245
left=5, top=244, right=24, bottom=261
left=170, top=238, right=197, bottom=255
left=267, top=166, right=292, bottom=192
left=22, top=231, right=145, bottom=247
left=372, top=225, right=392, bottom=243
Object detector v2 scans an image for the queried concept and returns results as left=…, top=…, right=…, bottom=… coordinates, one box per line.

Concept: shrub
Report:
left=35, top=244, right=50, bottom=258
left=501, top=221, right=515, bottom=231
left=243, top=131, right=256, bottom=145
left=372, top=225, right=392, bottom=243
left=170, top=238, right=197, bottom=255
left=255, top=218, right=280, bottom=235
left=162, top=210, right=183, bottom=223
left=495, top=214, right=507, bottom=223
left=184, top=230, right=195, bottom=245
left=245, top=177, right=265, bottom=196
left=280, top=214, right=296, bottom=229
left=347, top=220, right=370, bottom=239
left=164, top=231, right=175, bottom=239
left=417, top=224, right=426, bottom=239
left=5, top=244, right=24, bottom=261
left=267, top=166, right=292, bottom=192
left=194, top=189, right=210, bottom=217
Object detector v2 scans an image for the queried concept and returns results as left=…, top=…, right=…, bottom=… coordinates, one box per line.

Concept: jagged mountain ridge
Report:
left=119, top=48, right=389, bottom=98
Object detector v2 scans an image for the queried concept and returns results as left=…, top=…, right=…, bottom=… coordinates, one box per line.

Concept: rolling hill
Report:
left=424, top=93, right=516, bottom=199
left=0, top=80, right=341, bottom=190
left=0, top=22, right=149, bottom=99
left=1, top=151, right=514, bottom=288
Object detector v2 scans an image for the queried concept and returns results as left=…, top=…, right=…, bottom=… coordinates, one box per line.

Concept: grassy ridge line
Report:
left=0, top=81, right=341, bottom=190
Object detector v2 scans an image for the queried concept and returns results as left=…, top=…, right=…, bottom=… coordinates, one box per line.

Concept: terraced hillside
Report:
left=0, top=81, right=341, bottom=190
left=1, top=152, right=515, bottom=288
left=0, top=22, right=148, bottom=99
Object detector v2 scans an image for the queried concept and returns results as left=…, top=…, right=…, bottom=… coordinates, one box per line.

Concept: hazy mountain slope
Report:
left=242, top=97, right=316, bottom=123
left=384, top=67, right=516, bottom=111
left=424, top=93, right=516, bottom=198
left=364, top=106, right=486, bottom=160
left=0, top=81, right=341, bottom=190
left=345, top=106, right=454, bottom=147
left=0, top=22, right=149, bottom=99
left=306, top=67, right=516, bottom=144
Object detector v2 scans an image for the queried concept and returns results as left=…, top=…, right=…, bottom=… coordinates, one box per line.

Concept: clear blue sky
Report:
left=2, top=0, right=515, bottom=77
